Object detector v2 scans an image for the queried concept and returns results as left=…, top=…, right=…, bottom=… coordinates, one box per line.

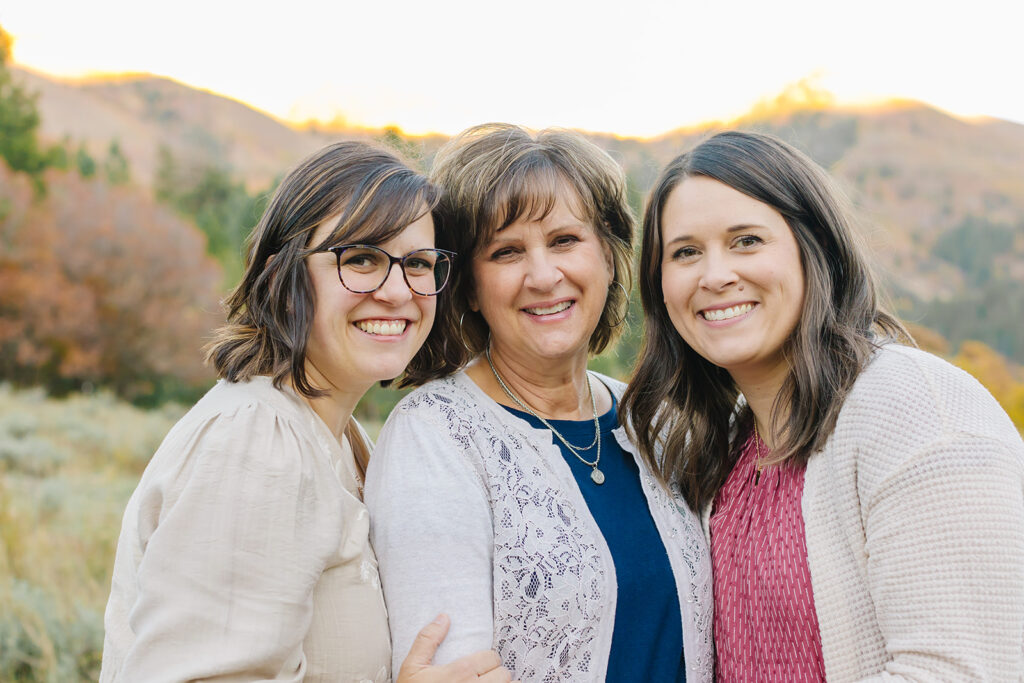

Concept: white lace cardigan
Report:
left=365, top=370, right=714, bottom=682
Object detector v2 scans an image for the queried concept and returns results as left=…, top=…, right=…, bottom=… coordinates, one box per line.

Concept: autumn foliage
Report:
left=0, top=161, right=223, bottom=400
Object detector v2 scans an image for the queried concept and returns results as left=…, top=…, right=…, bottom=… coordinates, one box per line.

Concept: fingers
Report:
left=401, top=614, right=450, bottom=670
left=476, top=666, right=514, bottom=683
left=444, top=649, right=507, bottom=681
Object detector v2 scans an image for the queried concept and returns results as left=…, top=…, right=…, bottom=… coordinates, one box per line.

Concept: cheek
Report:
left=420, top=297, right=438, bottom=325
left=660, top=269, right=689, bottom=311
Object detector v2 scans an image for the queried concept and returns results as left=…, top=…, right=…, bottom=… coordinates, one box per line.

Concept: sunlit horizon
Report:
left=3, top=0, right=1023, bottom=138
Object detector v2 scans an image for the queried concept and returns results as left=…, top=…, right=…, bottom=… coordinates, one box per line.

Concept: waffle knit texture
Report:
left=702, top=344, right=1024, bottom=681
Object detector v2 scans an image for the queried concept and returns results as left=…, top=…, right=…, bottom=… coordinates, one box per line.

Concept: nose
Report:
left=698, top=250, right=739, bottom=291
left=523, top=248, right=563, bottom=291
left=372, top=262, right=414, bottom=304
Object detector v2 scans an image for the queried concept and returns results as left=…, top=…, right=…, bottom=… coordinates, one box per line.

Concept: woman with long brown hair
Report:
left=100, top=141, right=510, bottom=682
left=622, top=130, right=1024, bottom=681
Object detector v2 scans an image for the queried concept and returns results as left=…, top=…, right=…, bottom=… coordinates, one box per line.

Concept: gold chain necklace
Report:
left=485, top=346, right=605, bottom=485
left=754, top=421, right=767, bottom=485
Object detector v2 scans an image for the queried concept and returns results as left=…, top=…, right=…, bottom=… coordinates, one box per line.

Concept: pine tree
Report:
left=0, top=25, right=49, bottom=192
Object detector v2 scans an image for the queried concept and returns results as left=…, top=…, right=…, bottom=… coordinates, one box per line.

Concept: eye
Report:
left=488, top=246, right=521, bottom=261
left=734, top=235, right=764, bottom=249
left=340, top=250, right=383, bottom=271
left=403, top=256, right=433, bottom=273
left=552, top=234, right=580, bottom=248
left=670, top=245, right=701, bottom=261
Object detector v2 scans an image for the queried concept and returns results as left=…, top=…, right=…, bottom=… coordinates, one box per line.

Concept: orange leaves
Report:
left=0, top=161, right=224, bottom=399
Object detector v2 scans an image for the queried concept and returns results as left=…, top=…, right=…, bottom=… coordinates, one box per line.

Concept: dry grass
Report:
left=0, top=384, right=184, bottom=681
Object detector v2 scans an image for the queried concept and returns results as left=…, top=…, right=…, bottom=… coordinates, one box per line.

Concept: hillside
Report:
left=12, top=66, right=339, bottom=189
left=12, top=66, right=1024, bottom=360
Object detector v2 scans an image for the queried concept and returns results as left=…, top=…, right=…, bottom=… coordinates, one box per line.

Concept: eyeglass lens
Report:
left=337, top=246, right=452, bottom=295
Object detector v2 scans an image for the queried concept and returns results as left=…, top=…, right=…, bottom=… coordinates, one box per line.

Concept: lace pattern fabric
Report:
left=396, top=372, right=714, bottom=682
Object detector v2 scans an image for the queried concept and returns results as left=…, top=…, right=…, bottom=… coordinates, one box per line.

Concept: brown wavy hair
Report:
left=410, top=123, right=634, bottom=384
left=620, top=131, right=910, bottom=510
left=204, top=141, right=443, bottom=472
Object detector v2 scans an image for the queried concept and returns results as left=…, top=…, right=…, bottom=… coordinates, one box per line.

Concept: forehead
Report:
left=310, top=201, right=432, bottom=248
left=479, top=176, right=591, bottom=247
left=663, top=176, right=785, bottom=234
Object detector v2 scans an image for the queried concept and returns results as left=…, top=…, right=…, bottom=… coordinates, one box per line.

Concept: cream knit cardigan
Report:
left=704, top=344, right=1024, bottom=681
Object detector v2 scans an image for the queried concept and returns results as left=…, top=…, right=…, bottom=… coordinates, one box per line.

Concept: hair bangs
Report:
left=478, top=155, right=591, bottom=249
left=310, top=168, right=439, bottom=252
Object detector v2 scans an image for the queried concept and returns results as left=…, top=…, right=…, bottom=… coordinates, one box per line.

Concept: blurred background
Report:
left=1, top=1, right=1022, bottom=679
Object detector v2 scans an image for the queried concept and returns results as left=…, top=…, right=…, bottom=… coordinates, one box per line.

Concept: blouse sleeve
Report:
left=860, top=432, right=1024, bottom=681
left=117, top=401, right=344, bottom=682
left=365, top=406, right=496, bottom=673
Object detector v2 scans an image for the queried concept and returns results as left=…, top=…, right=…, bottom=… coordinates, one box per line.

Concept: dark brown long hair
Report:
left=204, top=141, right=443, bottom=473
left=620, top=131, right=910, bottom=510
left=407, top=123, right=634, bottom=384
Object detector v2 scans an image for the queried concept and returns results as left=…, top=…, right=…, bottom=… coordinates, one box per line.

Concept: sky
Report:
left=3, top=0, right=1023, bottom=138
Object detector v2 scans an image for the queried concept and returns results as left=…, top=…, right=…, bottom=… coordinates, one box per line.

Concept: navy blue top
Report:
left=502, top=391, right=685, bottom=682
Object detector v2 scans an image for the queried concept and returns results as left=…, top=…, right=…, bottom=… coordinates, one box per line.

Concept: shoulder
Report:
left=131, top=379, right=345, bottom=553
left=385, top=372, right=486, bottom=430
left=174, top=377, right=311, bottom=435
left=591, top=370, right=626, bottom=399
left=147, top=378, right=331, bottom=486
left=848, top=344, right=1017, bottom=441
left=826, top=344, right=1023, bottom=476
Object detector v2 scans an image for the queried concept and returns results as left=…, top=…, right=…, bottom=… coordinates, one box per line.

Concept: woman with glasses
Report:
left=623, top=130, right=1024, bottom=680
left=100, top=142, right=511, bottom=683
left=366, top=124, right=713, bottom=682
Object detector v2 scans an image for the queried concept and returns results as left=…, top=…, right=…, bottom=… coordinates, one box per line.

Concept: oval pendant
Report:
left=590, top=468, right=605, bottom=485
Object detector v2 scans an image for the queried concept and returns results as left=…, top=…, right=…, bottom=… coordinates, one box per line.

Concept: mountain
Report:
left=12, top=66, right=342, bottom=189
left=12, top=67, right=1024, bottom=355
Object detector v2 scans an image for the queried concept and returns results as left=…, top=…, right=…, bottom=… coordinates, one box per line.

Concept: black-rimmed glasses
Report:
left=322, top=244, right=456, bottom=296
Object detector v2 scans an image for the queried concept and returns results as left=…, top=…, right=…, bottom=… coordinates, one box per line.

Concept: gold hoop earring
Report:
left=608, top=281, right=630, bottom=328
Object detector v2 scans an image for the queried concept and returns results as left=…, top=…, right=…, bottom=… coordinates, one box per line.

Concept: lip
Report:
left=521, top=298, right=576, bottom=320
left=697, top=301, right=758, bottom=325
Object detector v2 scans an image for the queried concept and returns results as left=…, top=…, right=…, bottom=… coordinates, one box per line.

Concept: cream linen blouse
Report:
left=100, top=377, right=391, bottom=682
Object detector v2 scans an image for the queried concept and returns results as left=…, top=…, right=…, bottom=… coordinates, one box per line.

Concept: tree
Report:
left=154, top=147, right=268, bottom=283
left=75, top=144, right=96, bottom=178
left=0, top=25, right=49, bottom=192
left=0, top=161, right=225, bottom=401
left=102, top=139, right=131, bottom=185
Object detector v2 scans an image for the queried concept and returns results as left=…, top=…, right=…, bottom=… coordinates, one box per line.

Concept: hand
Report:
left=395, top=613, right=515, bottom=683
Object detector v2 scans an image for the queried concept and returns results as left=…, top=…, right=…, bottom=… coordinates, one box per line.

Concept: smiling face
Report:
left=470, top=189, right=613, bottom=369
left=659, top=175, right=805, bottom=386
left=303, top=208, right=437, bottom=393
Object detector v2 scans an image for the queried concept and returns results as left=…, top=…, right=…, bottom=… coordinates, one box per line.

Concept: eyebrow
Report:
left=491, top=221, right=588, bottom=238
left=664, top=223, right=766, bottom=244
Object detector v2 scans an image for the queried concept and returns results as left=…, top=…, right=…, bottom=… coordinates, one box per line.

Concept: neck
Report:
left=298, top=364, right=367, bottom=443
left=470, top=342, right=596, bottom=420
left=732, top=363, right=791, bottom=450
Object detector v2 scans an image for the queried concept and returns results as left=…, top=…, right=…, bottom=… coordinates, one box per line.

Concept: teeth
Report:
left=356, top=320, right=407, bottom=336
left=525, top=301, right=572, bottom=316
left=702, top=303, right=753, bottom=321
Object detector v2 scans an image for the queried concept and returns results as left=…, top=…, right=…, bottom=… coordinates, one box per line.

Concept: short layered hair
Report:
left=414, top=123, right=634, bottom=383
left=205, top=140, right=444, bottom=395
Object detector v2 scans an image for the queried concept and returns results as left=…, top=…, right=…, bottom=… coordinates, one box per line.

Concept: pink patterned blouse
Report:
left=709, top=429, right=826, bottom=682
